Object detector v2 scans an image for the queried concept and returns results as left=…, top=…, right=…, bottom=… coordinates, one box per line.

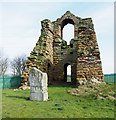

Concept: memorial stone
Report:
left=29, top=67, right=48, bottom=101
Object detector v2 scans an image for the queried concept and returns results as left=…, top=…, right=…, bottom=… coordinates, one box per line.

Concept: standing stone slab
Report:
left=29, top=67, right=48, bottom=101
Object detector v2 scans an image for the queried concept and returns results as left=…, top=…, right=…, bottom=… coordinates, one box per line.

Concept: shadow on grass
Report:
left=48, top=82, right=76, bottom=88
left=48, top=85, right=74, bottom=88
left=6, top=95, right=30, bottom=100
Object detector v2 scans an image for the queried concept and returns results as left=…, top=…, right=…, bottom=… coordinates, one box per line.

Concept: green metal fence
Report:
left=67, top=74, right=116, bottom=83
left=0, top=75, right=21, bottom=89
left=104, top=74, right=116, bottom=83
left=0, top=74, right=115, bottom=89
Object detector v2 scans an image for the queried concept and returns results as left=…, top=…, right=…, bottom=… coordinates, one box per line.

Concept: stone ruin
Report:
left=21, top=11, right=104, bottom=87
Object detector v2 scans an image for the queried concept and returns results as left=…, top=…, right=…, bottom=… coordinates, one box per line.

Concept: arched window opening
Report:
left=62, top=24, right=74, bottom=45
left=67, top=65, right=71, bottom=82
left=64, top=63, right=71, bottom=82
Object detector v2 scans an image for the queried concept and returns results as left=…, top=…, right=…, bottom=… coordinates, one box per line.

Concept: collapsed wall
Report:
left=21, top=11, right=104, bottom=86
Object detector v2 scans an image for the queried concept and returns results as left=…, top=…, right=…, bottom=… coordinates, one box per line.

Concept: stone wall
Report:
left=21, top=11, right=104, bottom=86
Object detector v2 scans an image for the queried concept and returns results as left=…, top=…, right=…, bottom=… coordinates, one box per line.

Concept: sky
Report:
left=0, top=1, right=114, bottom=74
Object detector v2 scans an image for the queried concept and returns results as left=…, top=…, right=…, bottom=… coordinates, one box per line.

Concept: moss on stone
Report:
left=55, top=38, right=62, bottom=43
left=26, top=60, right=31, bottom=63
left=61, top=46, right=67, bottom=49
left=78, top=24, right=87, bottom=28
left=67, top=47, right=73, bottom=53
left=29, top=55, right=37, bottom=59
left=42, top=32, right=48, bottom=37
left=54, top=25, right=59, bottom=29
left=37, top=56, right=44, bottom=60
left=77, top=48, right=85, bottom=55
left=70, top=39, right=74, bottom=44
left=61, top=39, right=67, bottom=45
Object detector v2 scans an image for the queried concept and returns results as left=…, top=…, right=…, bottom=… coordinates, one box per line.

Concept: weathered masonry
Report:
left=21, top=11, right=104, bottom=86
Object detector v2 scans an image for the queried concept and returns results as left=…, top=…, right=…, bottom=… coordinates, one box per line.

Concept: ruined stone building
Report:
left=21, top=11, right=104, bottom=86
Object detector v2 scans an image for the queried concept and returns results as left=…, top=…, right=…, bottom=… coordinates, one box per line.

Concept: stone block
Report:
left=29, top=67, right=48, bottom=101
left=30, top=91, right=48, bottom=101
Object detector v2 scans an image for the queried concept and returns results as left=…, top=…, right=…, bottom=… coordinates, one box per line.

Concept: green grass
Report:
left=67, top=75, right=71, bottom=82
left=2, top=83, right=115, bottom=118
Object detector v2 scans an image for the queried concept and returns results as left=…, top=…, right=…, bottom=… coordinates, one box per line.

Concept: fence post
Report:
left=3, top=76, right=5, bottom=89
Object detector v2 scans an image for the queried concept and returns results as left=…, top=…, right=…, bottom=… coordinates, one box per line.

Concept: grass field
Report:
left=2, top=83, right=115, bottom=119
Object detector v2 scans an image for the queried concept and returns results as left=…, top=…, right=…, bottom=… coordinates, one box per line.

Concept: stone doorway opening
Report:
left=64, top=63, right=71, bottom=83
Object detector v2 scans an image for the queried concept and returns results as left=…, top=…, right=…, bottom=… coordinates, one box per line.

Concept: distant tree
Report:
left=11, top=55, right=27, bottom=76
left=0, top=51, right=9, bottom=76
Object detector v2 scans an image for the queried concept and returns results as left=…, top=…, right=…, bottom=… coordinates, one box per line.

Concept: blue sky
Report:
left=0, top=2, right=114, bottom=74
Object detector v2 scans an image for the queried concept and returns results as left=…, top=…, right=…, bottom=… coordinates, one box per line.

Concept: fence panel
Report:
left=0, top=75, right=21, bottom=89
left=104, top=74, right=116, bottom=83
left=0, top=74, right=115, bottom=89
left=10, top=76, right=21, bottom=88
